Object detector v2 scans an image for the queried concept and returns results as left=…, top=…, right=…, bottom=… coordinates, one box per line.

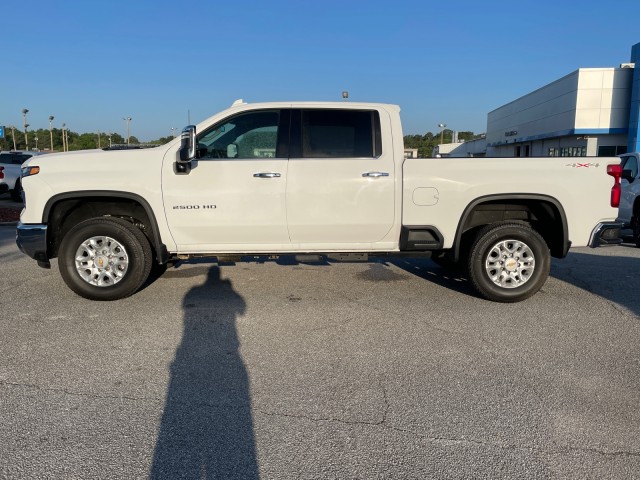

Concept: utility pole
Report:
left=22, top=108, right=29, bottom=151
left=10, top=126, right=17, bottom=150
left=438, top=123, right=447, bottom=145
left=49, top=115, right=55, bottom=152
left=123, top=117, right=132, bottom=145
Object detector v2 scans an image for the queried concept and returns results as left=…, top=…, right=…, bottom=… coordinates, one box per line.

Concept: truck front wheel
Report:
left=58, top=217, right=152, bottom=301
left=467, top=222, right=550, bottom=303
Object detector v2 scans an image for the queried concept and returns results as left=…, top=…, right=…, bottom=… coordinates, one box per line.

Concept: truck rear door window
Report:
left=299, top=110, right=381, bottom=158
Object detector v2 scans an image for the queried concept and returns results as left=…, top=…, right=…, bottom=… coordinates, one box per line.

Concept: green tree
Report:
left=148, top=136, right=175, bottom=145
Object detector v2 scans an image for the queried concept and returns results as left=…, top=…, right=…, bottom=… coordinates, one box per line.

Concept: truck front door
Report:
left=162, top=109, right=290, bottom=250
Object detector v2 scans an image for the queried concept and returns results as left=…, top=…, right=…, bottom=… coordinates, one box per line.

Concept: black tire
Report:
left=58, top=217, right=152, bottom=301
left=11, top=180, right=23, bottom=202
left=466, top=222, right=550, bottom=303
left=631, top=212, right=640, bottom=248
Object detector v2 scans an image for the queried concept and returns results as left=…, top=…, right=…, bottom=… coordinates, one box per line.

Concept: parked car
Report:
left=618, top=152, right=640, bottom=246
left=0, top=151, right=47, bottom=201
left=0, top=166, right=8, bottom=194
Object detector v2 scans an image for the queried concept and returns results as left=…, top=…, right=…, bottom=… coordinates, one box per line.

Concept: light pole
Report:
left=97, top=131, right=101, bottom=149
left=62, top=123, right=67, bottom=152
left=171, top=127, right=176, bottom=138
left=123, top=117, right=132, bottom=145
left=49, top=115, right=54, bottom=152
left=10, top=126, right=17, bottom=150
left=34, top=135, right=38, bottom=150
left=438, top=123, right=447, bottom=145
left=22, top=108, right=29, bottom=151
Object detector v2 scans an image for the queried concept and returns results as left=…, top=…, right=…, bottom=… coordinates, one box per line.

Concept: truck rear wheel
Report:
left=58, top=217, right=152, bottom=301
left=467, top=222, right=550, bottom=303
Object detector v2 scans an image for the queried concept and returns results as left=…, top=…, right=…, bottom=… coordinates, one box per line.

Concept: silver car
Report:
left=0, top=151, right=46, bottom=201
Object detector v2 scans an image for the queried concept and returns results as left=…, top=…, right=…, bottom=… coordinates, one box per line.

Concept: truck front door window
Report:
left=198, top=110, right=282, bottom=159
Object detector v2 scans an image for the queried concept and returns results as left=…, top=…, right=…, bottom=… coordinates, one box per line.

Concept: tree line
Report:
left=403, top=130, right=484, bottom=158
left=2, top=126, right=484, bottom=156
left=1, top=127, right=174, bottom=152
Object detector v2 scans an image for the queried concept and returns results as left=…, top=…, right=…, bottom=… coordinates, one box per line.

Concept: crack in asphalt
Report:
left=4, top=379, right=639, bottom=459
left=0, top=380, right=162, bottom=404
left=255, top=408, right=640, bottom=459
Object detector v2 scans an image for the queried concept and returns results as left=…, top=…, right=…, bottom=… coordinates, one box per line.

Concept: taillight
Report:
left=607, top=163, right=623, bottom=208
left=0, top=166, right=4, bottom=179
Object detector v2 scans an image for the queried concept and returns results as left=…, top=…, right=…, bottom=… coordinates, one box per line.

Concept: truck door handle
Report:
left=362, top=171, right=389, bottom=178
left=253, top=172, right=281, bottom=178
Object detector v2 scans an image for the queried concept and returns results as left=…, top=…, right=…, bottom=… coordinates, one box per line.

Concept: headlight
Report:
left=21, top=166, right=40, bottom=177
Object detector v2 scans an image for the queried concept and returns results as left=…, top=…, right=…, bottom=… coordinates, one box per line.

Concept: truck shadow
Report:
left=382, top=257, right=475, bottom=296
left=150, top=266, right=259, bottom=479
left=548, top=247, right=640, bottom=316
left=389, top=248, right=640, bottom=315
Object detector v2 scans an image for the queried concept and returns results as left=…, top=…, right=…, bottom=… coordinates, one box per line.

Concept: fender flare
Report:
left=452, top=193, right=569, bottom=261
left=43, top=190, right=169, bottom=263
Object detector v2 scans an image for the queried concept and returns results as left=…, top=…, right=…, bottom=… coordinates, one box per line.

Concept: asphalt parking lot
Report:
left=1, top=222, right=639, bottom=479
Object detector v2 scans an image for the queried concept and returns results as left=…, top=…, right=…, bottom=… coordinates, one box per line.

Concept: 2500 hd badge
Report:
left=172, top=204, right=217, bottom=210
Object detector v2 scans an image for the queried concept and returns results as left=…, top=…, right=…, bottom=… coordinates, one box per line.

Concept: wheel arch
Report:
left=452, top=194, right=569, bottom=261
left=43, top=191, right=168, bottom=263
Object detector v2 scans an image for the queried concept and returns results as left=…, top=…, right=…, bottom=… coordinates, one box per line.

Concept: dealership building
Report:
left=437, top=42, right=640, bottom=158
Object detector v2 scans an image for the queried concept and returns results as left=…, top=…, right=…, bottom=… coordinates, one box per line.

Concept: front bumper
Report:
left=16, top=222, right=51, bottom=268
left=588, top=221, right=624, bottom=248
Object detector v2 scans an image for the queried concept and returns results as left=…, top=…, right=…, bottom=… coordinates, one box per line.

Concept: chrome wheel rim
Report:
left=74, top=236, right=129, bottom=287
left=484, top=239, right=535, bottom=288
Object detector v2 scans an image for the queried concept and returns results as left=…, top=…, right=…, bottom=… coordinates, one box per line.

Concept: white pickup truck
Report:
left=16, top=100, right=623, bottom=302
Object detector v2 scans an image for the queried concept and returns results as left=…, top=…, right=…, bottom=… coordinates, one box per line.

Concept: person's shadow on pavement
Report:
left=151, top=266, right=259, bottom=479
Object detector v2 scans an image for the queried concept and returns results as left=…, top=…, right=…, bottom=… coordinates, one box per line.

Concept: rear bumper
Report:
left=16, top=222, right=50, bottom=268
left=0, top=183, right=8, bottom=194
left=588, top=221, right=624, bottom=248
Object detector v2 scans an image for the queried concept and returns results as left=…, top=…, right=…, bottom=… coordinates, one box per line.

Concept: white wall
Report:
left=486, top=71, right=580, bottom=146
left=485, top=68, right=633, bottom=157
left=575, top=69, right=631, bottom=129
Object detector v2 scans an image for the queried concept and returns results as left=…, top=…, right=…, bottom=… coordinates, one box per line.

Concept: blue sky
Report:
left=2, top=0, right=640, bottom=141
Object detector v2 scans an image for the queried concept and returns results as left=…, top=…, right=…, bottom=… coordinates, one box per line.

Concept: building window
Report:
left=555, top=147, right=587, bottom=157
left=597, top=145, right=628, bottom=156
left=515, top=146, right=521, bottom=157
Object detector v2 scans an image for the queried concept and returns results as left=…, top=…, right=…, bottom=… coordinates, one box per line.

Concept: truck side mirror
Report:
left=178, top=125, right=197, bottom=162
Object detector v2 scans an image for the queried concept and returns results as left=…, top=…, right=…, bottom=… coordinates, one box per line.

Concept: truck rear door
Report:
left=285, top=108, right=395, bottom=244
